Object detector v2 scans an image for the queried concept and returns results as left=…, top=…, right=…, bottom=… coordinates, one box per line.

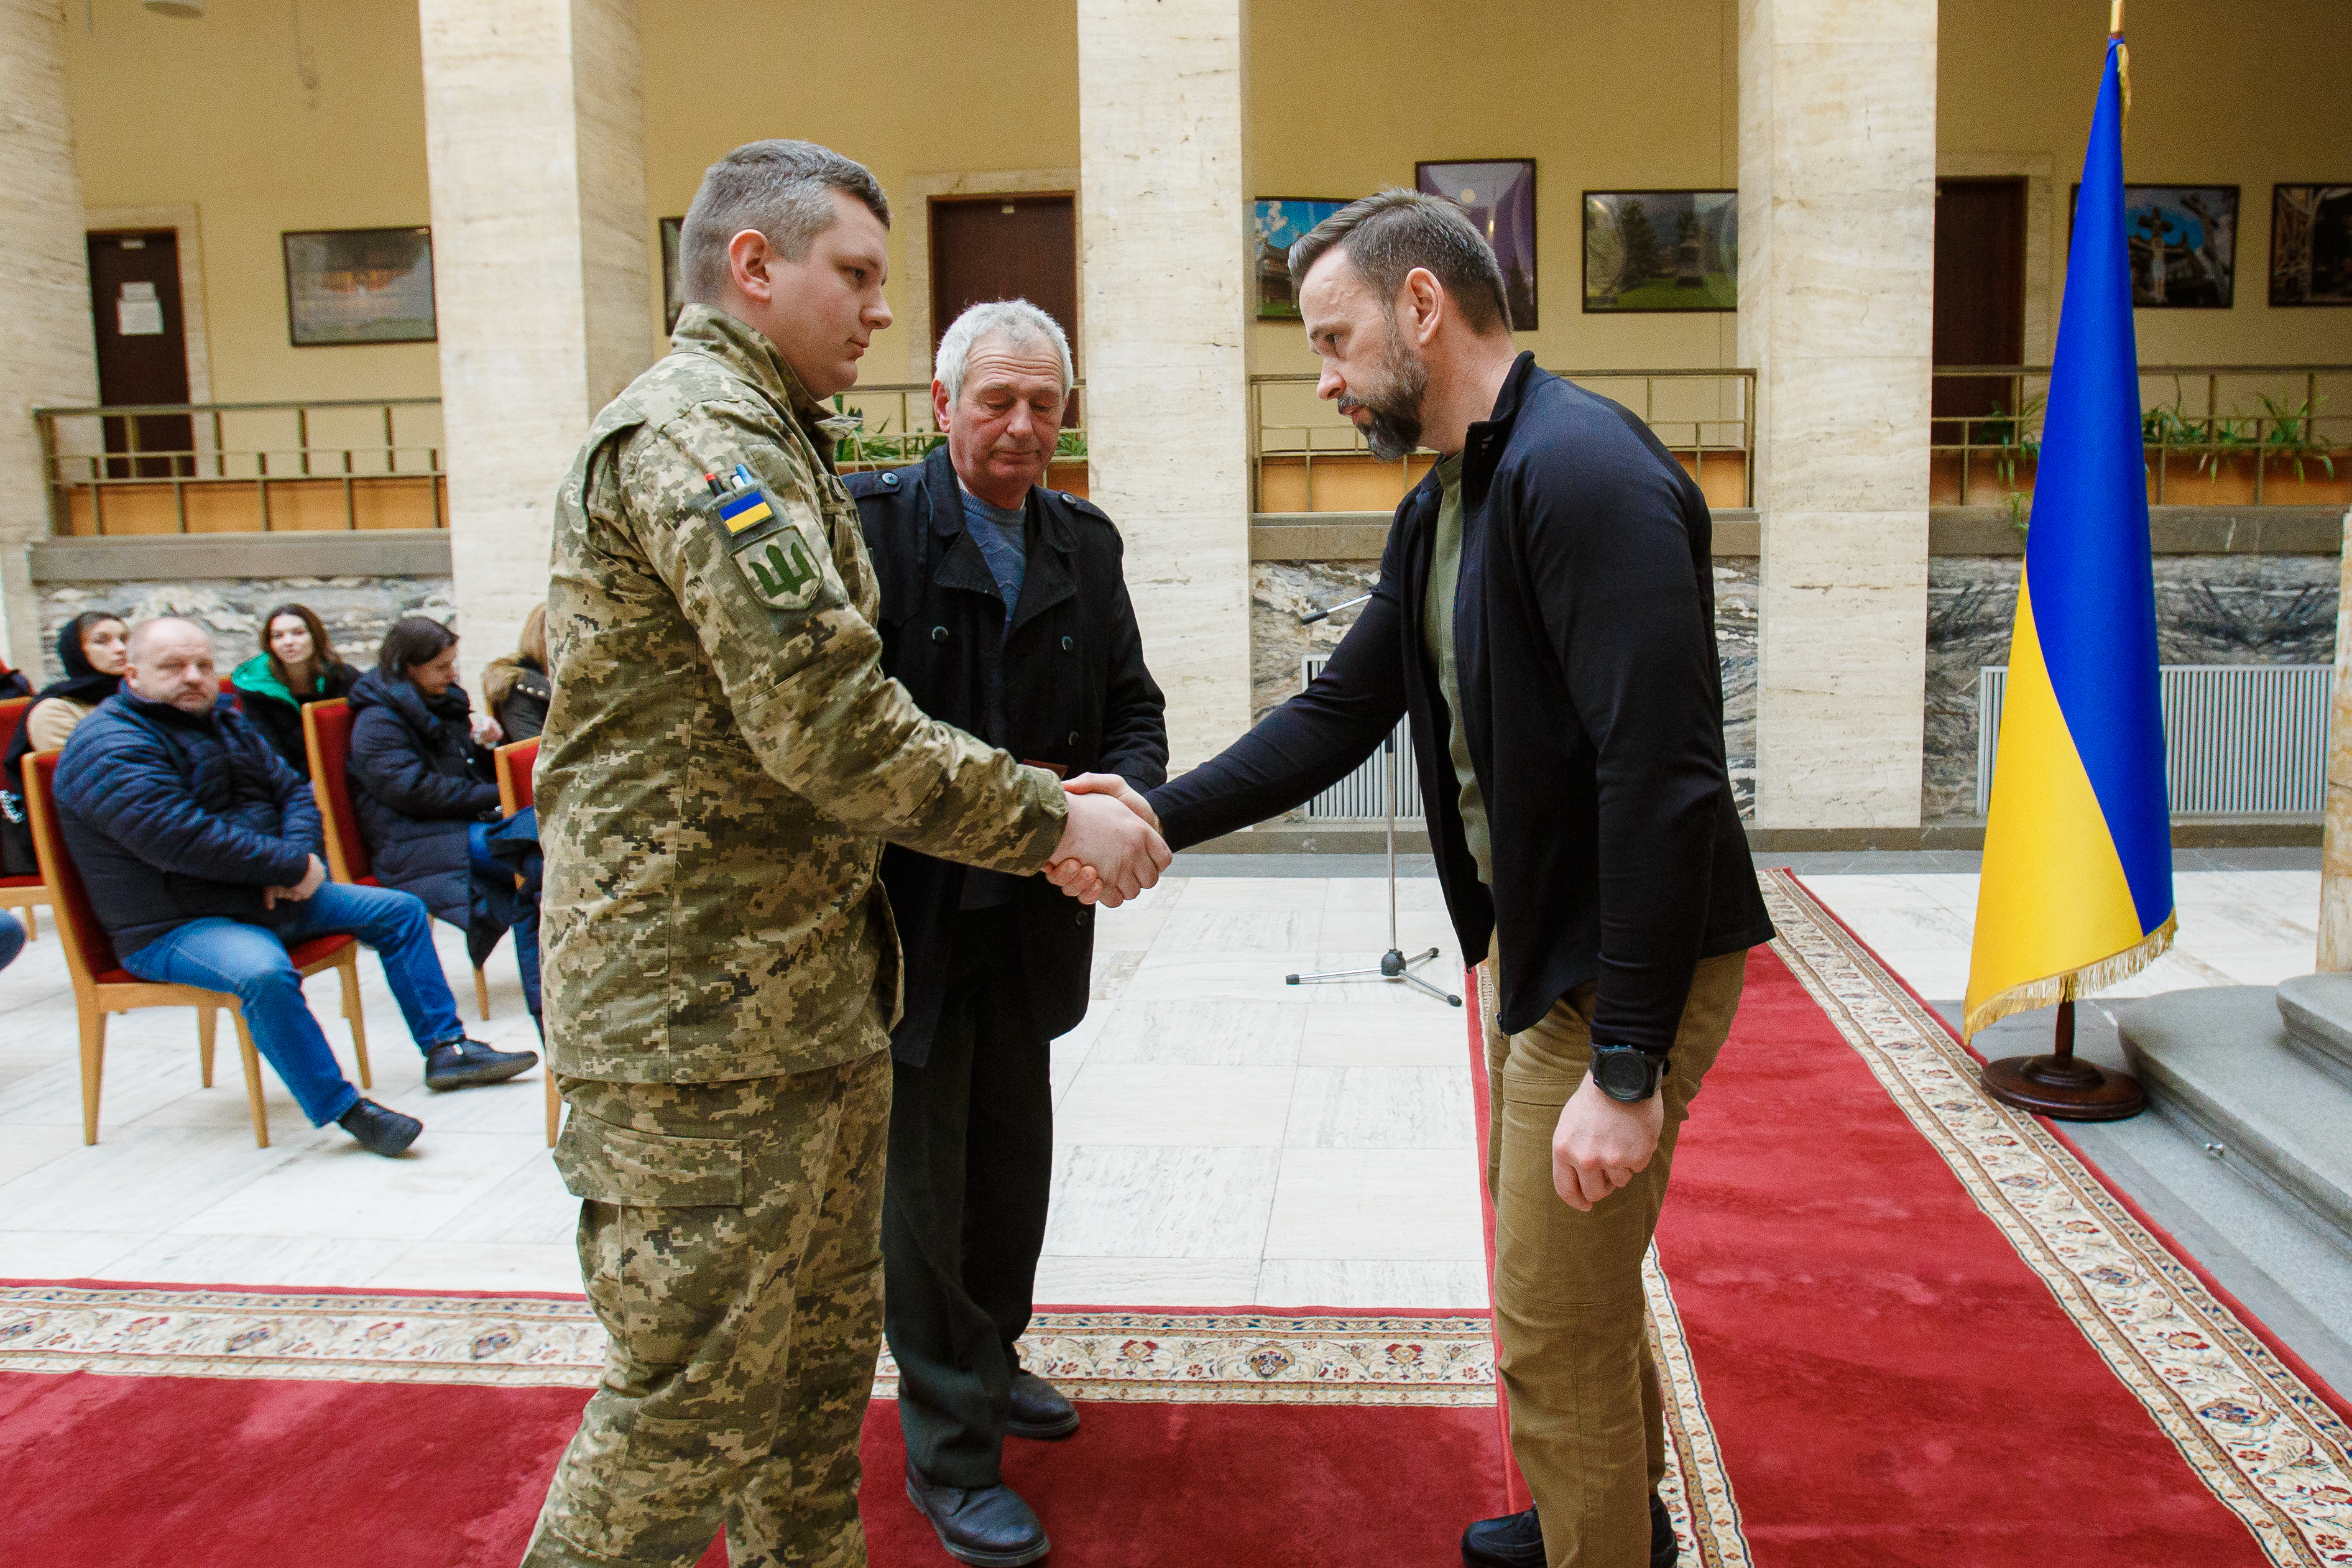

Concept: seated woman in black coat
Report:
left=480, top=602, right=551, bottom=744
left=347, top=616, right=541, bottom=1026
left=229, top=602, right=359, bottom=778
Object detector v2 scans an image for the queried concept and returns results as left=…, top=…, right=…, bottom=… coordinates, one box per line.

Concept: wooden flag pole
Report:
left=1983, top=973, right=2148, bottom=1120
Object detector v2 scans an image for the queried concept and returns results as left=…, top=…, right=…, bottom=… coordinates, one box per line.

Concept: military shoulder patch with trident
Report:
left=704, top=463, right=827, bottom=612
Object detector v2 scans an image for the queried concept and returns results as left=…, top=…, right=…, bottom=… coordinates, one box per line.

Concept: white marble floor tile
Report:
left=1261, top=1148, right=1484, bottom=1261
left=1053, top=1065, right=1293, bottom=1146
left=1170, top=878, right=1329, bottom=911
left=379, top=1072, right=558, bottom=1135
left=1314, top=911, right=1461, bottom=960
left=0, top=1228, right=152, bottom=1280
left=1084, top=1000, right=1310, bottom=1067
left=1150, top=908, right=1324, bottom=953
left=1297, top=1002, right=1471, bottom=1067
left=1255, top=1259, right=1490, bottom=1310
left=1042, top=1145, right=1281, bottom=1258
left=1118, top=950, right=1324, bottom=1003
left=0, top=1125, right=299, bottom=1234
left=1031, top=1255, right=1263, bottom=1307
left=171, top=1132, right=547, bottom=1241
left=1283, top=1066, right=1475, bottom=1150
left=96, top=1232, right=412, bottom=1289
left=0, top=1121, right=82, bottom=1186
left=428, top=1150, right=579, bottom=1248
left=368, top=1241, right=586, bottom=1296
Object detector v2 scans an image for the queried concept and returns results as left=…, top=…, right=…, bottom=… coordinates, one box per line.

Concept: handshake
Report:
left=1043, top=773, right=1169, bottom=908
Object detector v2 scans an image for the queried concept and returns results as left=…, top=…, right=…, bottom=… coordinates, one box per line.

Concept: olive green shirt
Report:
left=1423, top=452, right=1492, bottom=885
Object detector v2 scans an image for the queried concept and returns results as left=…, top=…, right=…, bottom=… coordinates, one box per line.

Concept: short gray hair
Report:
left=680, top=139, right=890, bottom=305
left=934, top=300, right=1073, bottom=404
left=1288, top=188, right=1513, bottom=335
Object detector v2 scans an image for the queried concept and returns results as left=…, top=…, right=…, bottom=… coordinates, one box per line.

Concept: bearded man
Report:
left=1061, top=190, right=1774, bottom=1568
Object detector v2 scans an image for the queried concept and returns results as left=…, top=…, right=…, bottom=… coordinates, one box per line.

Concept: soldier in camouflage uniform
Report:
left=522, top=140, right=1166, bottom=1568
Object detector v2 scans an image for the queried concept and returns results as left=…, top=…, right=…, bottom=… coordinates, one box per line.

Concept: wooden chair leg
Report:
left=338, top=951, right=372, bottom=1090
left=230, top=1006, right=269, bottom=1149
left=474, top=966, right=491, bottom=1022
left=19, top=906, right=34, bottom=941
left=198, top=1005, right=218, bottom=1087
left=78, top=999, right=107, bottom=1146
left=545, top=1070, right=561, bottom=1147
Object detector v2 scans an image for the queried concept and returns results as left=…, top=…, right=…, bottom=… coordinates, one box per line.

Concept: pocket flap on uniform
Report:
left=553, top=1112, right=745, bottom=1208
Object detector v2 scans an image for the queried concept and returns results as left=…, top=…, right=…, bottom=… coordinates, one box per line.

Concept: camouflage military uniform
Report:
left=523, top=304, right=1069, bottom=1568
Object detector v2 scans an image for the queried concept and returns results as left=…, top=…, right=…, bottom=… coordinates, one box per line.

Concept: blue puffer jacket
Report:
left=346, top=668, right=499, bottom=927
left=53, top=690, right=323, bottom=958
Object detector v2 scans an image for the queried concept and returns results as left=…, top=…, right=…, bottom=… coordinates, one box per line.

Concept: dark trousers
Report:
left=883, top=911, right=1054, bottom=1488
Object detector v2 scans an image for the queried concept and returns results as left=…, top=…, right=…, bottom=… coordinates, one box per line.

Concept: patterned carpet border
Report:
left=0, top=1286, right=1497, bottom=1408
left=1645, top=1250, right=1752, bottom=1568
left=1764, top=870, right=2352, bottom=1568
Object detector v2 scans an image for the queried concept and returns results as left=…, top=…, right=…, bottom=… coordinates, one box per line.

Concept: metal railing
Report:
left=1252, top=367, right=1756, bottom=512
left=35, top=398, right=446, bottom=535
left=1932, top=364, right=2352, bottom=507
left=824, top=382, right=1087, bottom=474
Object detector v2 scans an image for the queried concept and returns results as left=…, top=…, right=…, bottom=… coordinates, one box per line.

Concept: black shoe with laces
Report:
left=903, top=1460, right=1051, bottom=1567
left=423, top=1038, right=538, bottom=1092
left=338, top=1099, right=422, bottom=1157
left=1460, top=1494, right=1677, bottom=1568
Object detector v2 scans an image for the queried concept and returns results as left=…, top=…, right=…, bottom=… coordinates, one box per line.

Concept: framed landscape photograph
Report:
left=1583, top=190, right=1736, bottom=313
left=282, top=226, right=435, bottom=346
left=2271, top=185, right=2352, bottom=306
left=1255, top=198, right=1350, bottom=318
left=1416, top=160, right=1537, bottom=328
left=2072, top=185, right=2238, bottom=307
left=661, top=216, right=685, bottom=332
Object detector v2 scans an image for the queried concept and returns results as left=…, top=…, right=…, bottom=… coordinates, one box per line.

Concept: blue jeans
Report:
left=0, top=913, right=24, bottom=975
left=468, top=821, right=542, bottom=1024
left=119, top=882, right=465, bottom=1127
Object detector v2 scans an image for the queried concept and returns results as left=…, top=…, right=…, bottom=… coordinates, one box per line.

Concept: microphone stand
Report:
left=1284, top=729, right=1461, bottom=1007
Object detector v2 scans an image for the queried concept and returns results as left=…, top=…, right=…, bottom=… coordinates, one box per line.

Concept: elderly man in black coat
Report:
left=845, top=298, right=1166, bottom=1567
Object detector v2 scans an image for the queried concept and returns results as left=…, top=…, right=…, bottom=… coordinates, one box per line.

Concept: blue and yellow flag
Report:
left=1964, top=36, right=2174, bottom=1037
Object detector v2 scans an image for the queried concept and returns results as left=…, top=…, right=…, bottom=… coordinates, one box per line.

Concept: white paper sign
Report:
left=118, top=298, right=165, bottom=335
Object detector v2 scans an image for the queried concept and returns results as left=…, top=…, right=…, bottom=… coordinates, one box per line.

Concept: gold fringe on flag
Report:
left=1962, top=911, right=2174, bottom=1039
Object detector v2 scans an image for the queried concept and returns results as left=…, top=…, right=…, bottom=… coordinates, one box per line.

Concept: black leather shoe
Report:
left=338, top=1099, right=421, bottom=1157
left=423, top=1038, right=538, bottom=1092
left=1007, top=1368, right=1080, bottom=1440
left=903, top=1461, right=1050, bottom=1567
left=1460, top=1496, right=1676, bottom=1568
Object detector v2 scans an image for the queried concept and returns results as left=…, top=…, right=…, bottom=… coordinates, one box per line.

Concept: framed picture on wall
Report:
left=1416, top=160, right=1537, bottom=328
left=1582, top=190, right=1737, bottom=313
left=1255, top=199, right=1351, bottom=318
left=660, top=216, right=685, bottom=333
left=2271, top=185, right=2352, bottom=306
left=282, top=227, right=436, bottom=346
left=2070, top=185, right=2239, bottom=307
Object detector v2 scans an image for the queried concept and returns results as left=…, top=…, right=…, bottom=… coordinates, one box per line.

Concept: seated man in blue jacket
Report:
left=53, top=617, right=533, bottom=1156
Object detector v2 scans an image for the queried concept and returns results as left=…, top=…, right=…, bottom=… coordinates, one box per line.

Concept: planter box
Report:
left=1932, top=448, right=2352, bottom=509
left=62, top=475, right=447, bottom=537
left=1261, top=450, right=1748, bottom=514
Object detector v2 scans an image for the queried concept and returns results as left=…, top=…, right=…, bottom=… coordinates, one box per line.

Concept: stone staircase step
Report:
left=2276, top=972, right=2352, bottom=1087
left=2115, top=986, right=2352, bottom=1247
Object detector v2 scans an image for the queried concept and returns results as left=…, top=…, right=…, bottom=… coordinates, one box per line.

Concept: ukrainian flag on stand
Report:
left=1963, top=35, right=2175, bottom=1037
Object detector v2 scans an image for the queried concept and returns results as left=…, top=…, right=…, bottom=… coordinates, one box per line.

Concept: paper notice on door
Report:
left=117, top=291, right=165, bottom=336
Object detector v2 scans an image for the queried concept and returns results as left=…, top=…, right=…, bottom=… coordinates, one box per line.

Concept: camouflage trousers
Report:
left=522, top=1051, right=892, bottom=1568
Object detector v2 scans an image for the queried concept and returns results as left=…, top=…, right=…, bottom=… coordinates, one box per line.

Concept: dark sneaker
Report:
left=1651, top=1493, right=1677, bottom=1567
left=423, top=1038, right=538, bottom=1092
left=1007, top=1368, right=1080, bottom=1439
left=338, top=1099, right=422, bottom=1157
left=1460, top=1497, right=1675, bottom=1568
left=904, top=1460, right=1050, bottom=1567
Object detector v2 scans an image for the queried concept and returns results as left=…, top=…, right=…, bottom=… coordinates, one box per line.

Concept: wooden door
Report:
left=1932, top=179, right=2029, bottom=446
left=87, top=230, right=193, bottom=478
left=929, top=195, right=1077, bottom=419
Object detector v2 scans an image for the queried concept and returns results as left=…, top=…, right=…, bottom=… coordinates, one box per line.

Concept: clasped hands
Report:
left=262, top=853, right=328, bottom=911
left=1043, top=774, right=1168, bottom=908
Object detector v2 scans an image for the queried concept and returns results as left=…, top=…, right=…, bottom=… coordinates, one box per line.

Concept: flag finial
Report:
left=2109, top=0, right=2123, bottom=37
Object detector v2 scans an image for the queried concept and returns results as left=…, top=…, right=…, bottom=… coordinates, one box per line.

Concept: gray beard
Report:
left=1354, top=334, right=1428, bottom=463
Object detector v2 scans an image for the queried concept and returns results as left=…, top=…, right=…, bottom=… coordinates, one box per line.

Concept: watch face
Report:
left=1596, top=1051, right=1648, bottom=1097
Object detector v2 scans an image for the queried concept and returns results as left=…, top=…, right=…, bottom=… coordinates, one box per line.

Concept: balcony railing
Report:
left=1252, top=367, right=1756, bottom=514
left=1932, top=364, right=2352, bottom=508
left=35, top=399, right=447, bottom=536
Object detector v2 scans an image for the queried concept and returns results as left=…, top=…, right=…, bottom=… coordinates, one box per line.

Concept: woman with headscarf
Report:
left=480, top=603, right=552, bottom=744
left=229, top=602, right=360, bottom=778
left=1, top=611, right=128, bottom=876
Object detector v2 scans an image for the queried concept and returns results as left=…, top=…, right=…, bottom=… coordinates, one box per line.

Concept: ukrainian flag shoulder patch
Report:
left=719, top=486, right=775, bottom=535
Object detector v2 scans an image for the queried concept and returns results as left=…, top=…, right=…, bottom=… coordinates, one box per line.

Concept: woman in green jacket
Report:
left=228, top=602, right=359, bottom=778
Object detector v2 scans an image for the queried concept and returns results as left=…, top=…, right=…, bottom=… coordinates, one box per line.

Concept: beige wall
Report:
left=1942, top=0, right=2352, bottom=365
left=62, top=0, right=438, bottom=404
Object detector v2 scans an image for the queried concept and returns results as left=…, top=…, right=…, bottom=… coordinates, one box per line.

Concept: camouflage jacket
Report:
left=538, top=304, right=1069, bottom=1084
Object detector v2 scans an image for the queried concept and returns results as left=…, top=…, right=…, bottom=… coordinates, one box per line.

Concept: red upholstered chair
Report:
left=0, top=695, right=50, bottom=941
left=494, top=736, right=558, bottom=1146
left=305, top=698, right=491, bottom=1020
left=23, top=750, right=371, bottom=1148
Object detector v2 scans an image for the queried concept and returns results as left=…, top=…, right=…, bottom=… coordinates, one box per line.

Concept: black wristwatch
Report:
left=1590, top=1043, right=1666, bottom=1103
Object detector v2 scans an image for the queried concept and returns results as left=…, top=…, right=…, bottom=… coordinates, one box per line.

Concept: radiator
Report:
left=1299, top=655, right=1425, bottom=819
left=1976, top=663, right=2330, bottom=817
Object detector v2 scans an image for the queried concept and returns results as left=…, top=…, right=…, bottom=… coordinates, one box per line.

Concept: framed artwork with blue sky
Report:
left=1256, top=198, right=1351, bottom=318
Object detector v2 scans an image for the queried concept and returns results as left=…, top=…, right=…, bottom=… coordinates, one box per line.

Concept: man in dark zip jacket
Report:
left=1062, top=195, right=1773, bottom=1568
left=846, top=299, right=1166, bottom=1566
left=52, top=619, right=523, bottom=1156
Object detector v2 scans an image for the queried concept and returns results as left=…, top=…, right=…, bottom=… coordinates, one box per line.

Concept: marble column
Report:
left=1738, top=0, right=1935, bottom=829
left=418, top=0, right=652, bottom=681
left=0, top=0, right=98, bottom=675
left=1077, top=0, right=1253, bottom=771
left=2318, top=518, right=2352, bottom=971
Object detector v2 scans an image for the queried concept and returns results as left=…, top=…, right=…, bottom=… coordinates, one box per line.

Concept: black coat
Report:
left=231, top=659, right=357, bottom=780
left=1150, top=354, right=1773, bottom=1049
left=346, top=667, right=500, bottom=927
left=846, top=445, right=1168, bottom=1065
left=53, top=691, right=323, bottom=957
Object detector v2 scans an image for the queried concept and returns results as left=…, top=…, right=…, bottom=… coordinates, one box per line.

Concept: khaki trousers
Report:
left=522, top=1051, right=891, bottom=1568
left=1482, top=948, right=1747, bottom=1568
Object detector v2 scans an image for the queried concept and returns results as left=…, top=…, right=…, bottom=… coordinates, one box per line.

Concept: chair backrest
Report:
left=303, top=698, right=372, bottom=882
left=0, top=696, right=30, bottom=754
left=22, top=750, right=120, bottom=981
left=494, top=736, right=539, bottom=815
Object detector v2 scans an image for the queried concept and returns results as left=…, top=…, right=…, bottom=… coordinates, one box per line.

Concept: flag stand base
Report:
left=1980, top=998, right=2147, bottom=1121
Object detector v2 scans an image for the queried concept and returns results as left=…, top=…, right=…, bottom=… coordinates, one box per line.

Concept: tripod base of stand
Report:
left=1287, top=947, right=1462, bottom=1007
left=1981, top=1053, right=2146, bottom=1120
